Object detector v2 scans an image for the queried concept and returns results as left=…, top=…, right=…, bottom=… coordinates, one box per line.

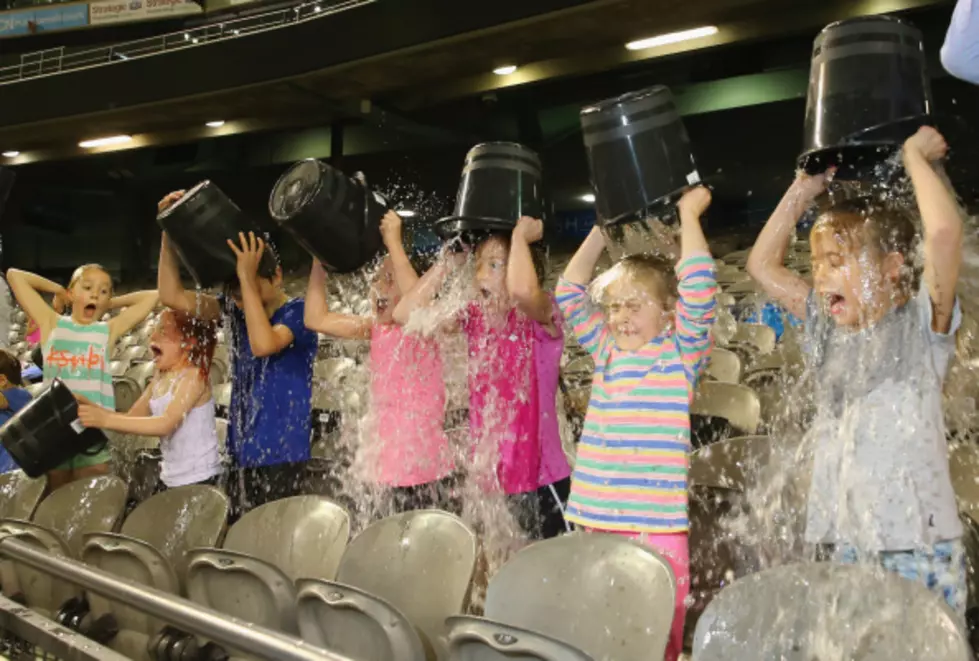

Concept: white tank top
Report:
left=149, top=389, right=223, bottom=487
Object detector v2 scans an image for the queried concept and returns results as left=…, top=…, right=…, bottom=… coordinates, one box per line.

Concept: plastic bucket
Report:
left=269, top=160, right=387, bottom=274
left=0, top=379, right=108, bottom=478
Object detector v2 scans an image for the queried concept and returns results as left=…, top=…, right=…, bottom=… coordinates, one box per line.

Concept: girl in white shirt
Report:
left=79, top=309, right=223, bottom=489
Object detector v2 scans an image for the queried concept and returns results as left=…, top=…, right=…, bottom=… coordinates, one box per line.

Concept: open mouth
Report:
left=375, top=298, right=389, bottom=313
left=82, top=303, right=97, bottom=318
left=150, top=344, right=162, bottom=360
left=826, top=293, right=846, bottom=316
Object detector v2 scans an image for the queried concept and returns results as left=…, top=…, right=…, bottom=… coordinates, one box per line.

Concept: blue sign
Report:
left=554, top=209, right=597, bottom=239
left=0, top=4, right=88, bottom=37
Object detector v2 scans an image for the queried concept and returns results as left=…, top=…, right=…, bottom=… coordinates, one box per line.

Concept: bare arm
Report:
left=108, top=290, right=159, bottom=344
left=79, top=372, right=206, bottom=437
left=304, top=259, right=372, bottom=339
left=746, top=174, right=827, bottom=320
left=393, top=256, right=455, bottom=326
left=157, top=192, right=220, bottom=320
left=677, top=186, right=712, bottom=259
left=380, top=211, right=420, bottom=299
left=904, top=127, right=964, bottom=334
left=562, top=226, right=607, bottom=286
left=6, top=269, right=65, bottom=343
left=508, top=217, right=554, bottom=330
left=231, top=233, right=295, bottom=358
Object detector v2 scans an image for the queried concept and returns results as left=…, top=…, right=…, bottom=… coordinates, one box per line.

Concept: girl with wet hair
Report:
left=78, top=310, right=222, bottom=491
left=6, top=263, right=158, bottom=489
left=747, top=126, right=968, bottom=619
left=395, top=216, right=572, bottom=541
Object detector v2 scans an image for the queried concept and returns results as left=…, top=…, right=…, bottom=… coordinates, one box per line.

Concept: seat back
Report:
left=483, top=533, right=675, bottom=661
left=705, top=348, right=742, bottom=384
left=125, top=362, right=156, bottom=390
left=112, top=377, right=142, bottom=413
left=0, top=472, right=46, bottom=520
left=326, top=510, right=476, bottom=658
left=186, top=496, right=349, bottom=635
left=692, top=381, right=761, bottom=439
left=694, top=563, right=971, bottom=661
left=446, top=616, right=596, bottom=661
left=729, top=323, right=776, bottom=354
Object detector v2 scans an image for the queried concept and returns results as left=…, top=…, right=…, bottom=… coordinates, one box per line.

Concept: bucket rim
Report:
left=819, top=13, right=918, bottom=36
left=580, top=85, right=673, bottom=118
left=156, top=179, right=212, bottom=221
left=595, top=184, right=690, bottom=228
left=268, top=158, right=327, bottom=222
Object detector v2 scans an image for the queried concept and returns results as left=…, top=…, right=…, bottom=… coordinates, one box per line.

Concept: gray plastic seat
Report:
left=186, top=496, right=349, bottom=635
left=691, top=381, right=761, bottom=437
left=0, top=472, right=46, bottom=520
left=125, top=362, right=156, bottom=390
left=446, top=532, right=674, bottom=661
left=112, top=377, right=142, bottom=413
left=298, top=509, right=476, bottom=661
left=693, top=562, right=971, bottom=661
left=447, top=618, right=595, bottom=661
left=0, top=475, right=127, bottom=617
left=81, top=485, right=229, bottom=660
left=705, top=348, right=742, bottom=384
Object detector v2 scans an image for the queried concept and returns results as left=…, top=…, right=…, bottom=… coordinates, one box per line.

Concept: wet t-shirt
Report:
left=0, top=387, right=32, bottom=473
left=804, top=286, right=962, bottom=551
left=224, top=297, right=317, bottom=468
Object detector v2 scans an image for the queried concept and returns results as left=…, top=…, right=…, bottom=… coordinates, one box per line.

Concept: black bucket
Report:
left=436, top=142, right=544, bottom=240
left=799, top=16, right=932, bottom=179
left=156, top=181, right=277, bottom=288
left=0, top=379, right=108, bottom=478
left=580, top=86, right=701, bottom=227
left=0, top=167, right=14, bottom=221
left=268, top=160, right=387, bottom=274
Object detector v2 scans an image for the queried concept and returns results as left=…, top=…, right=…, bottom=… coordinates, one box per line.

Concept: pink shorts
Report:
left=586, top=529, right=689, bottom=661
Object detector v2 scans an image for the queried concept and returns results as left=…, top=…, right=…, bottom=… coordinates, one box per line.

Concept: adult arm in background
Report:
left=156, top=191, right=221, bottom=321
left=942, top=0, right=979, bottom=85
left=746, top=173, right=829, bottom=321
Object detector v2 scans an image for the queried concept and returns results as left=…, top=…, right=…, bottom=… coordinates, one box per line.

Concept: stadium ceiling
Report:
left=0, top=0, right=950, bottom=165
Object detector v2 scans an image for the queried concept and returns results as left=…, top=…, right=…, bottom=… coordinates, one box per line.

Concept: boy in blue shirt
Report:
left=156, top=191, right=318, bottom=520
left=0, top=350, right=33, bottom=474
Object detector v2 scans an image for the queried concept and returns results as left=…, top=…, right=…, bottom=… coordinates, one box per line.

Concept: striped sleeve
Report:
left=555, top=278, right=610, bottom=362
left=674, top=252, right=717, bottom=382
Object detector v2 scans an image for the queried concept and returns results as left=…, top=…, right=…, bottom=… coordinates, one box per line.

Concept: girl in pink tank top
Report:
left=395, top=216, right=571, bottom=539
left=304, top=211, right=454, bottom=512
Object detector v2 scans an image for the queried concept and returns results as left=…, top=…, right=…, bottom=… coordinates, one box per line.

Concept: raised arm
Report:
left=903, top=126, right=964, bottom=334
left=78, top=372, right=206, bottom=437
left=304, top=259, right=372, bottom=339
left=556, top=226, right=611, bottom=360
left=746, top=173, right=828, bottom=320
left=674, top=187, right=718, bottom=379
left=6, top=269, right=66, bottom=343
left=230, top=232, right=294, bottom=359
left=380, top=211, right=420, bottom=299
left=392, top=253, right=456, bottom=326
left=508, top=217, right=554, bottom=329
left=108, top=290, right=159, bottom=344
left=157, top=191, right=220, bottom=320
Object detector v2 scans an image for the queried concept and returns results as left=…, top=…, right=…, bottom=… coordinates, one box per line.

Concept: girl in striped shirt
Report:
left=555, top=186, right=716, bottom=661
left=7, top=264, right=158, bottom=489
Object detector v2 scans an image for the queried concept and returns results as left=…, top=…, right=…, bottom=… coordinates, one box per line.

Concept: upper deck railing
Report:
left=0, top=0, right=374, bottom=85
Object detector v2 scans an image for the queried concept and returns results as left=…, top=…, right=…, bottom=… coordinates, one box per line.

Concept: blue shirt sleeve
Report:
left=4, top=388, right=32, bottom=414
left=942, top=0, right=979, bottom=85
left=277, top=299, right=318, bottom=352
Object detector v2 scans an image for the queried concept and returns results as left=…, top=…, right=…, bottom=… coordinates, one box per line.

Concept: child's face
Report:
left=474, top=238, right=510, bottom=312
left=603, top=279, right=670, bottom=351
left=371, top=257, right=401, bottom=324
left=71, top=269, right=112, bottom=324
left=228, top=271, right=282, bottom=310
left=810, top=225, right=903, bottom=330
left=149, top=313, right=187, bottom=371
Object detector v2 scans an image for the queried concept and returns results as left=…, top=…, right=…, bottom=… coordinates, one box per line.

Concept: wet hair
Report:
left=474, top=233, right=547, bottom=283
left=591, top=254, right=679, bottom=308
left=68, top=264, right=113, bottom=293
left=811, top=196, right=920, bottom=292
left=161, top=309, right=217, bottom=381
left=0, top=349, right=23, bottom=388
left=223, top=239, right=282, bottom=296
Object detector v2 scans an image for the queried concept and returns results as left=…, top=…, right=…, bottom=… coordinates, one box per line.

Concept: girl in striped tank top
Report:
left=555, top=186, right=717, bottom=661
left=7, top=264, right=158, bottom=490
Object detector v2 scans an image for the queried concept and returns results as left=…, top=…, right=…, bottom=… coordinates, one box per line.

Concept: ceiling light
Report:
left=232, top=29, right=240, bottom=35
left=493, top=65, right=517, bottom=76
left=206, top=120, right=226, bottom=128
left=313, top=4, right=321, bottom=11
left=79, top=135, right=132, bottom=149
left=192, top=38, right=199, bottom=44
left=183, top=33, right=190, bottom=40
left=580, top=193, right=596, bottom=203
left=1, top=151, right=19, bottom=158
left=398, top=210, right=417, bottom=217
left=626, top=26, right=718, bottom=51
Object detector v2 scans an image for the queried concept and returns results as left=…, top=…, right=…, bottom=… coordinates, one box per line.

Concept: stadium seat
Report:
left=445, top=533, right=674, bottom=661
left=113, top=378, right=142, bottom=413
left=0, top=472, right=46, bottom=520
left=81, top=485, right=229, bottom=660
left=186, top=496, right=350, bottom=634
left=691, top=382, right=761, bottom=447
left=119, top=346, right=151, bottom=364
left=297, top=509, right=476, bottom=661
left=705, top=348, right=742, bottom=384
left=0, top=476, right=127, bottom=617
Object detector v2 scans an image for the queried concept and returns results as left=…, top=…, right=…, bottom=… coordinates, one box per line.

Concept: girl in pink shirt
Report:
left=304, top=211, right=454, bottom=512
left=395, top=216, right=571, bottom=539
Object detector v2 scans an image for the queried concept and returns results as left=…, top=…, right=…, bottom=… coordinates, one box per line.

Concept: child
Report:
left=304, top=210, right=454, bottom=511
left=156, top=191, right=317, bottom=520
left=77, top=309, right=222, bottom=491
left=395, top=217, right=572, bottom=539
left=556, top=186, right=716, bottom=661
left=746, top=127, right=966, bottom=617
left=6, top=264, right=158, bottom=490
left=0, top=349, right=32, bottom=474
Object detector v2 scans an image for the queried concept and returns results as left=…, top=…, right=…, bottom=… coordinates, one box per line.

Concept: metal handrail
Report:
left=0, top=0, right=374, bottom=85
left=0, top=537, right=354, bottom=661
